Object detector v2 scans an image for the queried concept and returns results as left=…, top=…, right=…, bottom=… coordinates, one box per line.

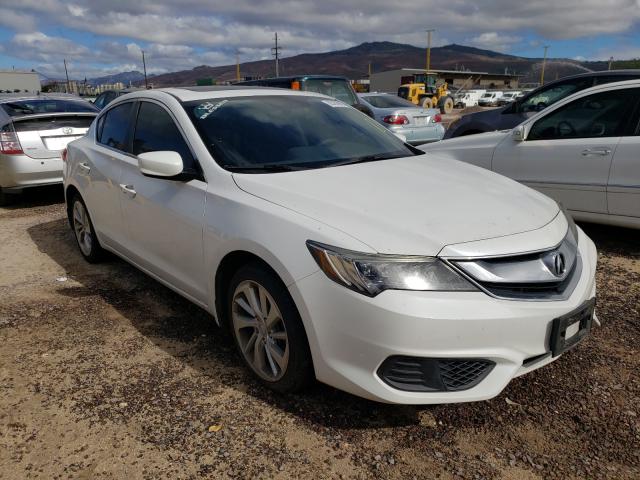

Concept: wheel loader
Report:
left=397, top=76, right=454, bottom=114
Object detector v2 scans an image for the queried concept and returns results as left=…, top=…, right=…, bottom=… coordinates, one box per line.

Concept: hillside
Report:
left=145, top=41, right=620, bottom=87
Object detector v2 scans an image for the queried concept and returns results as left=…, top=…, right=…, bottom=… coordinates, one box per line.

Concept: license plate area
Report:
left=550, top=298, right=595, bottom=357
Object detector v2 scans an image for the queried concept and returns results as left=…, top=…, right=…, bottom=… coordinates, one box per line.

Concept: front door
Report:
left=118, top=100, right=208, bottom=302
left=493, top=87, right=638, bottom=215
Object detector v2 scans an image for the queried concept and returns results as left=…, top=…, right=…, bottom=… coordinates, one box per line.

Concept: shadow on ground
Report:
left=1, top=185, right=65, bottom=210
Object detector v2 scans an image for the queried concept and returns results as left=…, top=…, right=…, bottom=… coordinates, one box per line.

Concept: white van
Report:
left=454, top=89, right=486, bottom=108
left=477, top=91, right=504, bottom=107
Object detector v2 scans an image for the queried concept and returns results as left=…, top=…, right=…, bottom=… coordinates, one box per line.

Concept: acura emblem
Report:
left=551, top=253, right=566, bottom=277
left=62, top=127, right=73, bottom=135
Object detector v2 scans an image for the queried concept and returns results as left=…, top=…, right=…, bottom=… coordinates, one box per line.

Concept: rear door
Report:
left=607, top=93, right=640, bottom=219
left=77, top=101, right=134, bottom=249
left=118, top=100, right=208, bottom=302
left=493, top=87, right=639, bottom=215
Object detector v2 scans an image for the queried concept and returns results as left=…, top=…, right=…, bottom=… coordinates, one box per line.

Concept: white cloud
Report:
left=468, top=32, right=522, bottom=52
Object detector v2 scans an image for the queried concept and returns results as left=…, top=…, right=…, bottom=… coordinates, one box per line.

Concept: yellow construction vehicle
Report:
left=397, top=75, right=454, bottom=114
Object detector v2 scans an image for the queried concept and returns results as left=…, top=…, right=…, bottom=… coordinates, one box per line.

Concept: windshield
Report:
left=0, top=99, right=97, bottom=117
left=361, top=95, right=416, bottom=109
left=481, top=93, right=493, bottom=98
left=302, top=79, right=358, bottom=105
left=184, top=95, right=419, bottom=172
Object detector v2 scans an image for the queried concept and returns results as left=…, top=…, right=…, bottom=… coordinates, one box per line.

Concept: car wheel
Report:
left=421, top=97, right=433, bottom=109
left=228, top=263, right=313, bottom=393
left=70, top=194, right=104, bottom=263
left=440, top=96, right=454, bottom=114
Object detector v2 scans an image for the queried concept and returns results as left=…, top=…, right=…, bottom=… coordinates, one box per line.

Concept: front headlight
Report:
left=306, top=241, right=478, bottom=297
left=558, top=202, right=579, bottom=242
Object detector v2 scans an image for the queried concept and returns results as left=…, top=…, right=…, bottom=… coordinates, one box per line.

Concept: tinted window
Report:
left=593, top=74, right=640, bottom=85
left=184, top=95, right=417, bottom=171
left=519, top=78, right=593, bottom=113
left=93, top=94, right=106, bottom=109
left=97, top=102, right=133, bottom=152
left=302, top=79, right=358, bottom=105
left=528, top=88, right=639, bottom=141
left=133, top=102, right=196, bottom=171
left=0, top=99, right=97, bottom=116
left=362, top=95, right=416, bottom=108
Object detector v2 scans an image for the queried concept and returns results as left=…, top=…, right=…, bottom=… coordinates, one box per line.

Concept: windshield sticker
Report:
left=194, top=100, right=228, bottom=119
left=321, top=99, right=349, bottom=108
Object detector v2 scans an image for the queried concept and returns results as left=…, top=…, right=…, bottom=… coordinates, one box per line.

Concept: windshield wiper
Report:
left=222, top=163, right=307, bottom=173
left=327, top=153, right=406, bottom=168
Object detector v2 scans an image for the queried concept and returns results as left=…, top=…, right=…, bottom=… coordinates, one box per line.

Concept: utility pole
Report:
left=142, top=50, right=149, bottom=89
left=63, top=59, right=71, bottom=94
left=608, top=56, right=614, bottom=70
left=425, top=29, right=435, bottom=77
left=236, top=50, right=241, bottom=81
left=540, top=45, right=549, bottom=86
left=271, top=32, right=282, bottom=77
left=368, top=62, right=372, bottom=77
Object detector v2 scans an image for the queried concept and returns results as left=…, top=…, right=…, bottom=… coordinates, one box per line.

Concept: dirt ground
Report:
left=1, top=186, right=639, bottom=480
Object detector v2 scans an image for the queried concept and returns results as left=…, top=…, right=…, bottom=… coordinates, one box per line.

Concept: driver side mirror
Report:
left=137, top=151, right=184, bottom=178
left=512, top=125, right=526, bottom=142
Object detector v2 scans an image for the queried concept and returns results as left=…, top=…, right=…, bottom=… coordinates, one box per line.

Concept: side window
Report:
left=93, top=94, right=105, bottom=109
left=519, top=78, right=593, bottom=113
left=528, top=88, right=639, bottom=141
left=132, top=102, right=197, bottom=172
left=97, top=102, right=133, bottom=152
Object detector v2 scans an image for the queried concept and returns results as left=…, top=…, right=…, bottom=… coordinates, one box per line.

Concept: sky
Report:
left=0, top=0, right=639, bottom=80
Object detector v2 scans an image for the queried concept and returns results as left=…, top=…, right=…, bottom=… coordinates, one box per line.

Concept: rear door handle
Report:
left=78, top=162, right=91, bottom=173
left=581, top=148, right=611, bottom=156
left=119, top=184, right=136, bottom=198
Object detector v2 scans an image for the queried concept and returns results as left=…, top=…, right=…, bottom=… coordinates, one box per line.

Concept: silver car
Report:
left=357, top=93, right=444, bottom=145
left=0, top=94, right=98, bottom=205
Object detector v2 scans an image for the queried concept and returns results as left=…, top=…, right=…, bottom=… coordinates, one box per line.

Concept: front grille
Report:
left=377, top=356, right=494, bottom=392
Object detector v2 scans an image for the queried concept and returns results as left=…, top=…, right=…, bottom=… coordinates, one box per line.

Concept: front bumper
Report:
left=289, top=228, right=597, bottom=404
left=0, top=154, right=63, bottom=190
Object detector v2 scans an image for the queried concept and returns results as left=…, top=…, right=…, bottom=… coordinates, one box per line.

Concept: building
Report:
left=0, top=70, right=41, bottom=94
left=370, top=68, right=521, bottom=93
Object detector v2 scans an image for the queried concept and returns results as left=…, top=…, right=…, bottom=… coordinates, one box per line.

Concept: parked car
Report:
left=454, top=89, right=486, bottom=109
left=236, top=75, right=373, bottom=117
left=422, top=80, right=640, bottom=229
left=358, top=93, right=444, bottom=144
left=496, top=91, right=521, bottom=106
left=63, top=86, right=597, bottom=404
left=477, top=91, right=504, bottom=107
left=445, top=70, right=640, bottom=138
left=93, top=88, right=142, bottom=110
left=0, top=94, right=98, bottom=205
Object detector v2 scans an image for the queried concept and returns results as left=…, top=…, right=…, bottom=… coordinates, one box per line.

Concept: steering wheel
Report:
left=557, top=120, right=576, bottom=137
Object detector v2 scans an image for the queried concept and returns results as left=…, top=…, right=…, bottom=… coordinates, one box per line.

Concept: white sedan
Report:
left=423, top=79, right=640, bottom=229
left=63, top=87, right=597, bottom=404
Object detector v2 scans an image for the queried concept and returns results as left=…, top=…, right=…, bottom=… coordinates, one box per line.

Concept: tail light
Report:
left=383, top=115, right=409, bottom=125
left=61, top=148, right=68, bottom=162
left=0, top=129, right=23, bottom=154
left=433, top=114, right=442, bottom=123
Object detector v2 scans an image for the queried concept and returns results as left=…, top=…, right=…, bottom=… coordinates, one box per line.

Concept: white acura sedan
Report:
left=422, top=80, right=640, bottom=230
left=63, top=87, right=597, bottom=404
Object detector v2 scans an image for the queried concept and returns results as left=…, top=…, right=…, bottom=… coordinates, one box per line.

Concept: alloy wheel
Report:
left=72, top=200, right=93, bottom=257
left=232, top=280, right=289, bottom=382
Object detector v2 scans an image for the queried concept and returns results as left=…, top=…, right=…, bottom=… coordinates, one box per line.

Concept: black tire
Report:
left=227, top=262, right=313, bottom=393
left=0, top=187, right=15, bottom=207
left=439, top=96, right=454, bottom=114
left=69, top=194, right=105, bottom=263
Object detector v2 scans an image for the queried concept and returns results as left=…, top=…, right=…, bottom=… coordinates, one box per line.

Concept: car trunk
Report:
left=11, top=114, right=95, bottom=159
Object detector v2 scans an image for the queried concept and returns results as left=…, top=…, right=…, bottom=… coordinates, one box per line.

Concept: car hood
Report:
left=422, top=130, right=509, bottom=151
left=233, top=155, right=559, bottom=256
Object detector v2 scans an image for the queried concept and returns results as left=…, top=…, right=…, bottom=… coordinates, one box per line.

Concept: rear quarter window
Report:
left=97, top=102, right=133, bottom=152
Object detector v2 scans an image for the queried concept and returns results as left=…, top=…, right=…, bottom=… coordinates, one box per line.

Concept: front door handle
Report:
left=119, top=184, right=136, bottom=198
left=581, top=148, right=611, bottom=156
left=78, top=162, right=91, bottom=173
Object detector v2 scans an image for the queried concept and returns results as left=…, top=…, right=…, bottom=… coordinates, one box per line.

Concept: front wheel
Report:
left=421, top=97, right=434, bottom=109
left=440, top=96, right=454, bottom=114
left=70, top=195, right=104, bottom=263
left=228, top=263, right=313, bottom=393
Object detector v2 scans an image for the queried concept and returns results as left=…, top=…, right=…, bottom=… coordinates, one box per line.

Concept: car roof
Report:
left=0, top=93, right=88, bottom=103
left=113, top=85, right=330, bottom=103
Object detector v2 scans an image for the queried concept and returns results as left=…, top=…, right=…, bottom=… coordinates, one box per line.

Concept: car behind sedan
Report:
left=0, top=94, right=98, bottom=205
left=358, top=93, right=444, bottom=145
left=63, top=87, right=597, bottom=404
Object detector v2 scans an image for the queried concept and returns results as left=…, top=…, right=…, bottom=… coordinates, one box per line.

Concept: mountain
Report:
left=88, top=71, right=150, bottom=86
left=142, top=41, right=621, bottom=88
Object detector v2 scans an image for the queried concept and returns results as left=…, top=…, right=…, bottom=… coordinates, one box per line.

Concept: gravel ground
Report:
left=1, top=186, right=639, bottom=480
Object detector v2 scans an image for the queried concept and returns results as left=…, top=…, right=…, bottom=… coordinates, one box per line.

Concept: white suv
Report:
left=63, top=87, right=597, bottom=404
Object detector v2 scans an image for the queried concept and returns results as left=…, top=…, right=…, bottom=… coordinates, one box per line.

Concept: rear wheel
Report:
left=421, top=97, right=434, bottom=109
left=228, top=263, right=313, bottom=393
left=70, top=195, right=104, bottom=263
